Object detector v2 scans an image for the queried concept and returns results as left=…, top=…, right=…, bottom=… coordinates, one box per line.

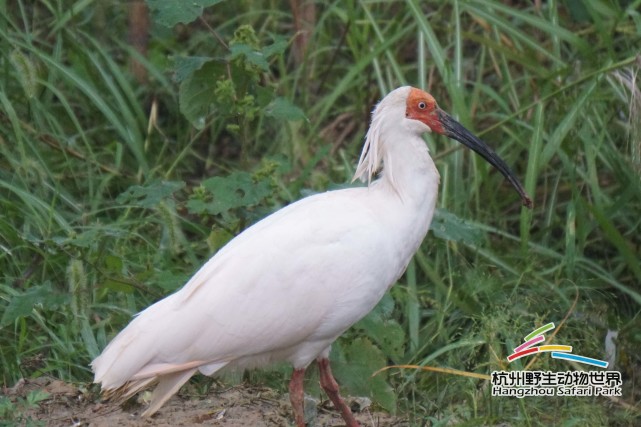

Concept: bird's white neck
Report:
left=379, top=129, right=439, bottom=204
left=355, top=118, right=441, bottom=264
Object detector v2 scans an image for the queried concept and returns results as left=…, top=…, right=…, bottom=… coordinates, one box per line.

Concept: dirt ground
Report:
left=5, top=377, right=407, bottom=427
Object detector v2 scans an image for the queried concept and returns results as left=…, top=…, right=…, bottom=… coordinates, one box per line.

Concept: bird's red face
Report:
left=404, top=87, right=533, bottom=208
left=404, top=88, right=444, bottom=134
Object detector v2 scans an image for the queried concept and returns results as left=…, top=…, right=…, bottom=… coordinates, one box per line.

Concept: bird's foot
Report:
left=318, top=358, right=360, bottom=427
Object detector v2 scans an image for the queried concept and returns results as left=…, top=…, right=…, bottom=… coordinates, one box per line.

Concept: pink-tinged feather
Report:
left=141, top=368, right=198, bottom=417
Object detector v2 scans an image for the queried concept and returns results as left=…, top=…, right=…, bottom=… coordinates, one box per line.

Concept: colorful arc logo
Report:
left=507, top=322, right=609, bottom=368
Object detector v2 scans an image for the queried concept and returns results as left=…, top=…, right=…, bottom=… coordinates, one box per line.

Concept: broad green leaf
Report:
left=355, top=294, right=405, bottom=359
left=229, top=43, right=269, bottom=71
left=208, top=228, right=235, bottom=252
left=369, top=292, right=395, bottom=318
left=26, top=390, right=50, bottom=407
left=430, top=208, right=484, bottom=245
left=104, top=255, right=124, bottom=273
left=116, top=180, right=185, bottom=208
left=355, top=315, right=405, bottom=360
left=147, top=0, right=225, bottom=27
left=179, top=61, right=226, bottom=128
left=187, top=171, right=272, bottom=215
left=1, top=284, right=68, bottom=327
left=332, top=338, right=397, bottom=413
left=262, top=36, right=289, bottom=58
left=265, top=97, right=307, bottom=122
left=173, top=56, right=217, bottom=83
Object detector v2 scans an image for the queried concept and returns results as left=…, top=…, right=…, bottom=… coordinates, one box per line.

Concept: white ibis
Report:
left=92, top=86, right=532, bottom=426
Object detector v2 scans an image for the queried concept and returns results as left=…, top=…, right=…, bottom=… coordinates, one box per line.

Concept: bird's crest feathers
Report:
left=353, top=86, right=412, bottom=186
left=353, top=103, right=385, bottom=184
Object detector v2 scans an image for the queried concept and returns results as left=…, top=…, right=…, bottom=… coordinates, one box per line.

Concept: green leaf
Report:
left=355, top=294, right=405, bottom=359
left=265, top=97, right=307, bottom=122
left=173, top=56, right=217, bottom=83
left=63, top=227, right=127, bottom=249
left=102, top=279, right=136, bottom=294
left=187, top=171, right=272, bottom=215
left=208, top=228, right=234, bottom=252
left=104, top=255, right=124, bottom=273
left=1, top=284, right=68, bottom=327
left=146, top=0, right=225, bottom=27
left=229, top=43, right=269, bottom=71
left=541, top=78, right=598, bottom=165
left=154, top=271, right=192, bottom=292
left=262, top=36, right=289, bottom=58
left=80, top=319, right=100, bottom=359
left=332, top=338, right=397, bottom=413
left=116, top=180, right=185, bottom=208
left=179, top=61, right=226, bottom=128
left=25, top=390, right=50, bottom=407
left=430, top=208, right=484, bottom=245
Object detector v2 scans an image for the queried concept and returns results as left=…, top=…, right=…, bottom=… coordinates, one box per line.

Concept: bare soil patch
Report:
left=5, top=377, right=407, bottom=426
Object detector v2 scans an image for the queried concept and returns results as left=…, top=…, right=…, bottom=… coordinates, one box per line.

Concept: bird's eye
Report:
left=418, top=101, right=427, bottom=109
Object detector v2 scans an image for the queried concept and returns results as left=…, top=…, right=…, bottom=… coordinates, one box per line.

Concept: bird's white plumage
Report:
left=92, top=86, right=440, bottom=415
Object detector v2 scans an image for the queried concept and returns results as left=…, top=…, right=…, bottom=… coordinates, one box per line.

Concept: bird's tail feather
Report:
left=102, top=377, right=156, bottom=401
left=141, top=368, right=198, bottom=417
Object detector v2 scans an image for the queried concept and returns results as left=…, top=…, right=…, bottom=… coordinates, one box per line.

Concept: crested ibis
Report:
left=92, top=86, right=532, bottom=426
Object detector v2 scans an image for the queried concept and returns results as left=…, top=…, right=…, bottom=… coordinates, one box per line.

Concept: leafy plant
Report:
left=0, top=390, right=49, bottom=427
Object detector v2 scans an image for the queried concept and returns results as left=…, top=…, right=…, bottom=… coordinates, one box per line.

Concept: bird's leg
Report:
left=317, top=358, right=360, bottom=427
left=289, top=368, right=307, bottom=427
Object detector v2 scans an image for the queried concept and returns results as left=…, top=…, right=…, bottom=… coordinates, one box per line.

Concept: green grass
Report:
left=1, top=0, right=640, bottom=425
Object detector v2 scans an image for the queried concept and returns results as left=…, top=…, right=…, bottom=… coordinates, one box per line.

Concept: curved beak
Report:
left=437, top=109, right=533, bottom=209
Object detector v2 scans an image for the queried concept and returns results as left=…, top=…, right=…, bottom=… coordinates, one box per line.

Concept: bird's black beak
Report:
left=437, top=109, right=533, bottom=208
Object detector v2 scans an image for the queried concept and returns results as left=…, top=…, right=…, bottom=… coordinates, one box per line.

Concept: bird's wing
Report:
left=93, top=187, right=403, bottom=390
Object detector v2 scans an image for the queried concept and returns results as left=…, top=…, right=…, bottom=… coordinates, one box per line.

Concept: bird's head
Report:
left=403, top=87, right=533, bottom=208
